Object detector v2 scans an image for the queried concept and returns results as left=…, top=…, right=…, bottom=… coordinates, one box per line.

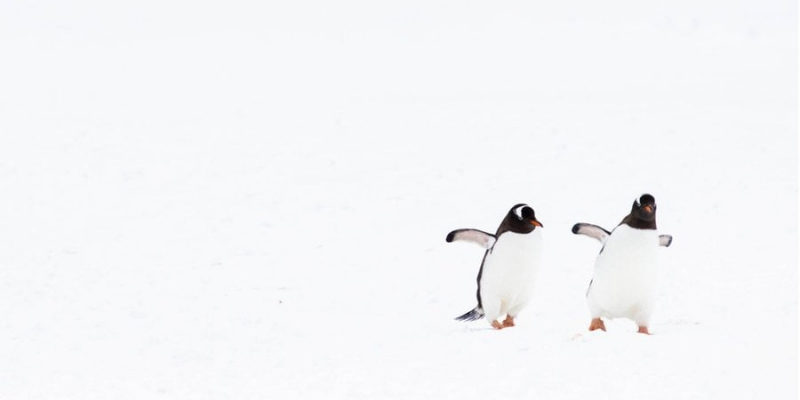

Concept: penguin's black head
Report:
left=631, top=193, right=656, bottom=222
left=499, top=203, right=543, bottom=235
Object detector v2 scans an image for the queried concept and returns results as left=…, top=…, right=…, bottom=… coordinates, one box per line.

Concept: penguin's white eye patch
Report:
left=513, top=205, right=528, bottom=219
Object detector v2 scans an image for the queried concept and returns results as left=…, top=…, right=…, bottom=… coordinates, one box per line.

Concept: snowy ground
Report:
left=0, top=1, right=796, bottom=399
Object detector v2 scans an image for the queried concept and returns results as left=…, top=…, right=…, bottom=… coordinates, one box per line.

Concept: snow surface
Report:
left=0, top=1, right=796, bottom=399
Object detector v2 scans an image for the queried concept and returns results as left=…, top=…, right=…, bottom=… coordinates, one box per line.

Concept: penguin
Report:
left=446, top=204, right=544, bottom=330
left=571, top=193, right=673, bottom=334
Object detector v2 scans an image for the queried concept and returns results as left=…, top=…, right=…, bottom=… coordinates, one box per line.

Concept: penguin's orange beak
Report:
left=643, top=205, right=653, bottom=213
left=530, top=220, right=543, bottom=228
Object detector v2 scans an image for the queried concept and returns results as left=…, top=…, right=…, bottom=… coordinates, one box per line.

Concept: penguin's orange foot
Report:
left=637, top=326, right=651, bottom=335
left=502, top=315, right=515, bottom=328
left=491, top=320, right=504, bottom=330
left=589, top=318, right=606, bottom=332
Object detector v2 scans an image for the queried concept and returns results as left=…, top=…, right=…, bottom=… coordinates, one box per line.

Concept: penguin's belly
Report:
left=480, top=230, right=542, bottom=308
left=588, top=225, right=659, bottom=320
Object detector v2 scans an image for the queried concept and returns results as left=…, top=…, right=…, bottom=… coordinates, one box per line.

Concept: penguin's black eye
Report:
left=640, top=194, right=655, bottom=205
left=521, top=207, right=534, bottom=219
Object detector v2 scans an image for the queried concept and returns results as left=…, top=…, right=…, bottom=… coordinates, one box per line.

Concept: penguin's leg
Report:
left=589, top=318, right=606, bottom=332
left=503, top=301, right=528, bottom=328
left=587, top=290, right=606, bottom=331
left=632, top=303, right=653, bottom=335
left=481, top=296, right=503, bottom=330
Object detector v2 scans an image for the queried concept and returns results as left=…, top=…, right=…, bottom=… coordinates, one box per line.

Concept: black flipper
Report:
left=659, top=234, right=673, bottom=247
left=571, top=223, right=611, bottom=243
left=446, top=229, right=496, bottom=249
left=455, top=307, right=485, bottom=321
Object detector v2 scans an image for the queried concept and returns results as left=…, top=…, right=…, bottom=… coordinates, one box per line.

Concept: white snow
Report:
left=0, top=1, right=796, bottom=399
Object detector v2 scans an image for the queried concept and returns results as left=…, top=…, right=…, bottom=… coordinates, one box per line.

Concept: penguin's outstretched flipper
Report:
left=454, top=306, right=485, bottom=321
left=659, top=235, right=673, bottom=247
left=571, top=223, right=611, bottom=243
left=446, top=229, right=496, bottom=249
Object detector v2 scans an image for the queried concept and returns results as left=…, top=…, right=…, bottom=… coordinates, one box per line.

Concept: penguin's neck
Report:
left=619, top=214, right=656, bottom=230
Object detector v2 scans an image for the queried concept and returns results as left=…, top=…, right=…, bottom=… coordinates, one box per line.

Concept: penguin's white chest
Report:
left=480, top=230, right=542, bottom=304
left=588, top=225, right=659, bottom=322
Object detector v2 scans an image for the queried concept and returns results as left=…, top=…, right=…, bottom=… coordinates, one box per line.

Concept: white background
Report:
left=0, top=1, right=796, bottom=399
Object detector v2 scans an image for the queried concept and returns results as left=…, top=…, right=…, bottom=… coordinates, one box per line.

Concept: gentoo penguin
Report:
left=446, top=204, right=543, bottom=330
left=572, top=194, right=673, bottom=334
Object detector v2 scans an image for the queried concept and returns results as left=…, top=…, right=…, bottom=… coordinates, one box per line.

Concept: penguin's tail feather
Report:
left=455, top=307, right=485, bottom=321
